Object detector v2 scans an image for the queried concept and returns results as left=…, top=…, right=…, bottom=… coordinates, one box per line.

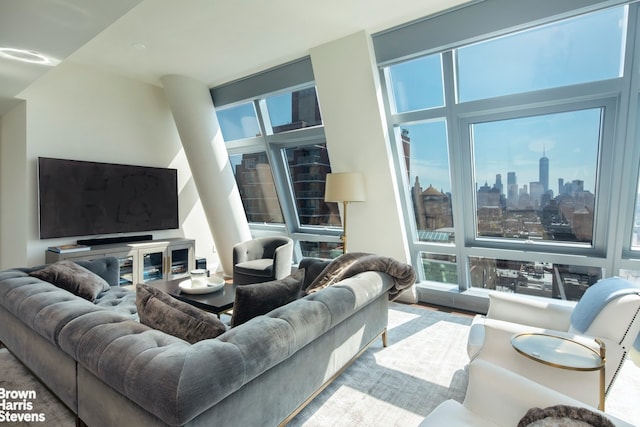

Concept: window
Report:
left=633, top=173, right=640, bottom=250
left=300, top=241, right=343, bottom=258
left=400, top=120, right=454, bottom=243
left=470, top=109, right=601, bottom=245
left=229, top=152, right=283, bottom=224
left=217, top=102, right=261, bottom=141
left=387, top=54, right=444, bottom=113
left=266, top=87, right=322, bottom=134
left=468, top=256, right=602, bottom=300
left=421, top=253, right=457, bottom=285
left=285, top=144, right=339, bottom=227
left=456, top=7, right=626, bottom=102
left=381, top=3, right=636, bottom=304
left=215, top=83, right=341, bottom=255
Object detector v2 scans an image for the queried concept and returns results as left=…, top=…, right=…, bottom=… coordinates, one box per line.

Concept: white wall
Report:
left=0, top=102, right=28, bottom=268
left=11, top=62, right=215, bottom=267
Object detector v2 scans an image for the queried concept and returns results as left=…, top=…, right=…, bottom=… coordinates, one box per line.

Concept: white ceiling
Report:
left=0, top=0, right=469, bottom=116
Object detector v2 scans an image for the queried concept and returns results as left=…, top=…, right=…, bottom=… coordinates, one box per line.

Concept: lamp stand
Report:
left=342, top=201, right=349, bottom=254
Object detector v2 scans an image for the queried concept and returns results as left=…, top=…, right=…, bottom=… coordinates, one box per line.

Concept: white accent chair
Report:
left=420, top=360, right=635, bottom=427
left=466, top=277, right=640, bottom=408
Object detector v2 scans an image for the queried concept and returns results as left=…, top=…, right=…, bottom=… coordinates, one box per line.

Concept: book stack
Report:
left=47, top=244, right=91, bottom=253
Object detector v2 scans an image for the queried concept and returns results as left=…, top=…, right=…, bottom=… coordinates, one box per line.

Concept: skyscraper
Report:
left=539, top=151, right=549, bottom=192
left=507, top=171, right=517, bottom=208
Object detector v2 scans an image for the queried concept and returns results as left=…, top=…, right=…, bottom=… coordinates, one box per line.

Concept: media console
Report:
left=45, top=238, right=195, bottom=286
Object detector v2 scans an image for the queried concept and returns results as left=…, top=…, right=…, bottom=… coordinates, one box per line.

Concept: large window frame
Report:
left=378, top=1, right=640, bottom=305
left=216, top=83, right=343, bottom=260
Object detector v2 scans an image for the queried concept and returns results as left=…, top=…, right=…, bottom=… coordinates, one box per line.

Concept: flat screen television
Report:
left=38, top=157, right=179, bottom=239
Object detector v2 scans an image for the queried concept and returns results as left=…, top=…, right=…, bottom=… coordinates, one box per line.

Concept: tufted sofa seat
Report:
left=0, top=258, right=394, bottom=426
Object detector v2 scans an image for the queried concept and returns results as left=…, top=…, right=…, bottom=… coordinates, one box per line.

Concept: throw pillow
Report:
left=136, top=283, right=227, bottom=344
left=518, top=405, right=615, bottom=427
left=29, top=260, right=111, bottom=302
left=231, top=269, right=305, bottom=327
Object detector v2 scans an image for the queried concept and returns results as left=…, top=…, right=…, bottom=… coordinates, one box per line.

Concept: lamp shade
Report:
left=324, top=172, right=366, bottom=202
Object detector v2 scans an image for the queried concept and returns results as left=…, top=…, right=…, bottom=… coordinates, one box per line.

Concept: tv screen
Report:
left=38, top=157, right=179, bottom=239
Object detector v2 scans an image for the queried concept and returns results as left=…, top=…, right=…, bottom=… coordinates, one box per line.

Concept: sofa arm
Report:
left=486, top=291, right=574, bottom=330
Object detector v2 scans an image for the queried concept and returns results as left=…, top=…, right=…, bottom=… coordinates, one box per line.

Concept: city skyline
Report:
left=407, top=108, right=600, bottom=198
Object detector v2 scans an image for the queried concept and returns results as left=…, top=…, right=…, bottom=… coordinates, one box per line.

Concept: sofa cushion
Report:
left=231, top=269, right=305, bottom=327
left=298, top=257, right=332, bottom=288
left=136, top=284, right=227, bottom=344
left=29, top=260, right=110, bottom=302
left=234, top=259, right=275, bottom=278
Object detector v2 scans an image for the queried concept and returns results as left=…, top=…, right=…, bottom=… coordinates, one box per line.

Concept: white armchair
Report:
left=420, top=360, right=634, bottom=427
left=467, top=277, right=640, bottom=408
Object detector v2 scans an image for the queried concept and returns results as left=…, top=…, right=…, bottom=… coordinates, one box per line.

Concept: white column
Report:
left=161, top=74, right=251, bottom=276
left=310, top=31, right=415, bottom=302
left=310, top=32, right=411, bottom=261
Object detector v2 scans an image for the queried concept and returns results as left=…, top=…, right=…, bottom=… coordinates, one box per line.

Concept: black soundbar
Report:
left=77, top=235, right=153, bottom=246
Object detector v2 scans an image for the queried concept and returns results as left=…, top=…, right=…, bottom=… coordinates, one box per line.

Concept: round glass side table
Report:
left=511, top=332, right=606, bottom=410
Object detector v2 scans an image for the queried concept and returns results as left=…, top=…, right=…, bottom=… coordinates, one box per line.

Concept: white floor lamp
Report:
left=324, top=172, right=366, bottom=253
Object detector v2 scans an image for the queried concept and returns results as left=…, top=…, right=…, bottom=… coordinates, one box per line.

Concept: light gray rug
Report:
left=288, top=302, right=472, bottom=426
left=1, top=302, right=638, bottom=426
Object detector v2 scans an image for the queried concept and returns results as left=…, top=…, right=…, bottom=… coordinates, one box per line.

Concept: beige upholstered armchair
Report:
left=232, top=236, right=293, bottom=286
left=467, top=277, right=640, bottom=408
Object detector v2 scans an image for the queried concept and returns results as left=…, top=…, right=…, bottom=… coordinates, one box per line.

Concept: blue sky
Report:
left=215, top=92, right=297, bottom=142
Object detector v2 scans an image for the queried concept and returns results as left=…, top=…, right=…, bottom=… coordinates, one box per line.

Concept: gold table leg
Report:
left=595, top=338, right=606, bottom=411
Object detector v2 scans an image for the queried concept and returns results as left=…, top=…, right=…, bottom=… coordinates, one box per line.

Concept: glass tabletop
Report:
left=511, top=333, right=604, bottom=371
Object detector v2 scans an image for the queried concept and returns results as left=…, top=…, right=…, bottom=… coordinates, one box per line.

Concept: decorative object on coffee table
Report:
left=178, top=277, right=225, bottom=294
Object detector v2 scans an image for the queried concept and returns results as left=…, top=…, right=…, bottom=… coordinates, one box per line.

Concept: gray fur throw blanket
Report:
left=518, top=405, right=615, bottom=427
left=306, top=252, right=416, bottom=300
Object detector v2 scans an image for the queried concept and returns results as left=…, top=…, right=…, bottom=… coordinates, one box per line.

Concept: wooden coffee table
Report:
left=148, top=276, right=237, bottom=317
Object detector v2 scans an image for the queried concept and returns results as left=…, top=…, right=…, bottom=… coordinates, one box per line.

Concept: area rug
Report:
left=0, top=346, right=75, bottom=426
left=288, top=302, right=472, bottom=426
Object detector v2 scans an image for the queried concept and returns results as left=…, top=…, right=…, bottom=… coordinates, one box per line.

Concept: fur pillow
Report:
left=30, top=260, right=111, bottom=302
left=136, top=284, right=227, bottom=344
left=231, top=269, right=305, bottom=327
left=518, top=405, right=615, bottom=427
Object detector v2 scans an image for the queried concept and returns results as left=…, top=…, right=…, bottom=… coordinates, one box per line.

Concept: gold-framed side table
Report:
left=511, top=332, right=606, bottom=410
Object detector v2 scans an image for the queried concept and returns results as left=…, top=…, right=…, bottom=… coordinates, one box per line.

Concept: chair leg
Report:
left=381, top=329, right=388, bottom=347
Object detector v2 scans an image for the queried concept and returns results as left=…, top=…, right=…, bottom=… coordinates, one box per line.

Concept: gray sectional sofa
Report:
left=0, top=256, right=402, bottom=426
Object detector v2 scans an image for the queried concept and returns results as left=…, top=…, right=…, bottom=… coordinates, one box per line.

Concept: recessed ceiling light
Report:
left=0, top=47, right=59, bottom=66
